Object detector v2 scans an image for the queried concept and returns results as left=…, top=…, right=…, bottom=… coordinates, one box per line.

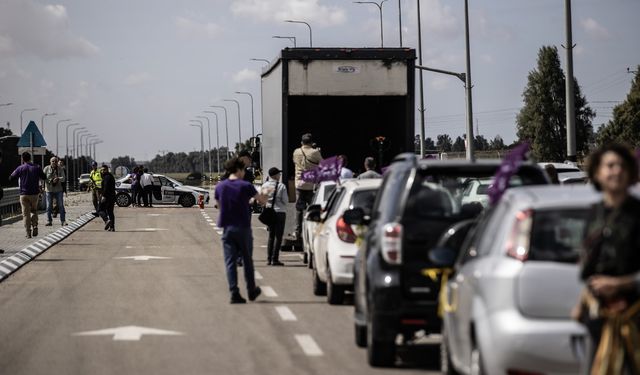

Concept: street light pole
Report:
left=20, top=108, right=37, bottom=134
left=235, top=91, right=255, bottom=138
left=398, top=0, right=403, bottom=47
left=65, top=123, right=80, bottom=191
left=204, top=111, right=221, bottom=174
left=564, top=0, right=576, bottom=162
left=40, top=112, right=57, bottom=140
left=210, top=105, right=230, bottom=158
left=55, top=119, right=72, bottom=156
left=196, top=115, right=212, bottom=179
left=189, top=120, right=205, bottom=178
left=463, top=0, right=475, bottom=161
left=74, top=129, right=88, bottom=188
left=272, top=36, right=297, bottom=47
left=223, top=99, right=242, bottom=151
left=354, top=1, right=388, bottom=47
left=416, top=0, right=426, bottom=157
left=250, top=58, right=270, bottom=66
left=78, top=132, right=91, bottom=175
left=284, top=20, right=312, bottom=47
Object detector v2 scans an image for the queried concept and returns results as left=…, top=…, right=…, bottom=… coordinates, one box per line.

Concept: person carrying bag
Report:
left=260, top=167, right=288, bottom=266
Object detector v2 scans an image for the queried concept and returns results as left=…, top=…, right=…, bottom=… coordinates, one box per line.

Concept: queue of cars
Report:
left=300, top=153, right=593, bottom=372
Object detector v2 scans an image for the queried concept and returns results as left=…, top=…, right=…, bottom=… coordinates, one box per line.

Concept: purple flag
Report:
left=488, top=142, right=530, bottom=206
left=301, top=156, right=344, bottom=184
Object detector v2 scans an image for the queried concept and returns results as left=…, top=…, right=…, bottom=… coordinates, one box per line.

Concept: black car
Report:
left=344, top=153, right=549, bottom=367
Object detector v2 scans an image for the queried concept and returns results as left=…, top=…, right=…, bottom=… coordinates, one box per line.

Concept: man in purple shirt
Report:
left=10, top=152, right=45, bottom=238
left=215, top=157, right=268, bottom=304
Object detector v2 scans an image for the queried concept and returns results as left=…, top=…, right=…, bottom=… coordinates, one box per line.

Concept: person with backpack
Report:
left=292, top=133, right=322, bottom=241
left=261, top=167, right=288, bottom=266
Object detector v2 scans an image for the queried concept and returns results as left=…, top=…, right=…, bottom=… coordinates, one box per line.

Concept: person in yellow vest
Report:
left=89, top=161, right=103, bottom=214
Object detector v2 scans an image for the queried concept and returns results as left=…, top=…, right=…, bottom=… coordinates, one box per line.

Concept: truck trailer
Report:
left=260, top=48, right=416, bottom=191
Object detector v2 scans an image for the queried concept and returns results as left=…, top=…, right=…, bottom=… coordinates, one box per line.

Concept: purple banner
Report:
left=301, top=156, right=344, bottom=184
left=488, top=142, right=530, bottom=206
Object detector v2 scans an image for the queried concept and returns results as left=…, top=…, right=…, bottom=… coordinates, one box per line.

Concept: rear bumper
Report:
left=370, top=285, right=441, bottom=337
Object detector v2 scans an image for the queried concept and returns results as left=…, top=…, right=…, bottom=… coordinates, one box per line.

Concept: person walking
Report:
left=89, top=161, right=103, bottom=213
left=9, top=152, right=46, bottom=238
left=43, top=156, right=67, bottom=226
left=140, top=168, right=154, bottom=207
left=98, top=164, right=116, bottom=232
left=261, top=167, right=288, bottom=266
left=130, top=166, right=140, bottom=207
left=135, top=166, right=144, bottom=206
left=215, top=157, right=268, bottom=304
left=357, top=157, right=382, bottom=179
left=575, top=143, right=640, bottom=374
left=292, top=133, right=322, bottom=241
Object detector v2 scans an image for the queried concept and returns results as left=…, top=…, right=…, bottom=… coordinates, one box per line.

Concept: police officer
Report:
left=89, top=161, right=103, bottom=213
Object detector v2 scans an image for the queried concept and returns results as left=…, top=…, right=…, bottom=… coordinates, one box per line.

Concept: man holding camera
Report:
left=43, top=156, right=67, bottom=226
left=292, top=133, right=322, bottom=241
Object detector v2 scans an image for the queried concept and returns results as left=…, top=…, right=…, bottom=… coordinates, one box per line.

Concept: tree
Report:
left=424, top=137, right=436, bottom=150
left=110, top=155, right=137, bottom=170
left=0, top=127, right=13, bottom=137
left=489, top=135, right=505, bottom=151
left=452, top=136, right=466, bottom=152
left=436, top=134, right=452, bottom=152
left=596, top=67, right=640, bottom=147
left=474, top=135, right=489, bottom=151
left=516, top=46, right=595, bottom=161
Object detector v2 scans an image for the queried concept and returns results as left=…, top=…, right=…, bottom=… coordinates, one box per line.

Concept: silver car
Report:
left=438, top=185, right=598, bottom=375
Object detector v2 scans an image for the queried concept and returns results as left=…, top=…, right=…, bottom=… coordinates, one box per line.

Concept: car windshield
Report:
left=323, top=184, right=337, bottom=203
left=529, top=208, right=588, bottom=263
left=349, top=188, right=378, bottom=215
left=166, top=176, right=182, bottom=186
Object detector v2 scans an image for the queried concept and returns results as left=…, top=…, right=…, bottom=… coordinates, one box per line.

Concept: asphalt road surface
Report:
left=0, top=206, right=440, bottom=375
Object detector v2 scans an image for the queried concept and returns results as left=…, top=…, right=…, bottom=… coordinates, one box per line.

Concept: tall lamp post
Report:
left=223, top=99, right=242, bottom=151
left=284, top=20, right=312, bottom=47
left=91, top=140, right=103, bottom=162
left=189, top=120, right=205, bottom=178
left=55, top=119, right=72, bottom=156
left=20, top=108, right=37, bottom=134
left=74, top=129, right=88, bottom=189
left=250, top=58, right=270, bottom=66
left=86, top=136, right=99, bottom=161
left=235, top=91, right=255, bottom=138
left=354, top=0, right=388, bottom=47
left=65, top=123, right=80, bottom=190
left=210, top=105, right=230, bottom=158
left=398, top=0, right=403, bottom=46
left=196, top=115, right=213, bottom=179
left=272, top=36, right=297, bottom=47
left=204, top=111, right=221, bottom=174
left=462, top=0, right=475, bottom=161
left=40, top=112, right=57, bottom=140
left=79, top=133, right=92, bottom=176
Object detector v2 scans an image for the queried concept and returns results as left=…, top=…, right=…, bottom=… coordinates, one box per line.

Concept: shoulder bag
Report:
left=258, top=181, right=278, bottom=227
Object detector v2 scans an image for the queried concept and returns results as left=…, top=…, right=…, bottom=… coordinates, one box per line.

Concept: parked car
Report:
left=344, top=154, right=549, bottom=367
left=302, top=181, right=337, bottom=268
left=306, top=179, right=381, bottom=304
left=538, top=162, right=587, bottom=185
left=436, top=185, right=597, bottom=375
left=460, top=178, right=492, bottom=208
left=115, top=174, right=209, bottom=208
left=78, top=173, right=91, bottom=190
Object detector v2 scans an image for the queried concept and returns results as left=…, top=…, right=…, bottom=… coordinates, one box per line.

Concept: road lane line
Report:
left=254, top=271, right=263, bottom=280
left=209, top=223, right=216, bottom=226
left=275, top=306, right=297, bottom=321
left=295, top=334, right=323, bottom=356
left=216, top=230, right=223, bottom=235
left=262, top=286, right=278, bottom=297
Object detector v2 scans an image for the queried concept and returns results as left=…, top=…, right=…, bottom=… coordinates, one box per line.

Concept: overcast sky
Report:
left=0, top=0, right=638, bottom=162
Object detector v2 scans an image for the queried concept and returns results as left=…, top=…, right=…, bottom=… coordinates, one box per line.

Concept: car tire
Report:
left=366, top=313, right=396, bottom=367
left=355, top=322, right=367, bottom=348
left=326, top=263, right=345, bottom=305
left=312, top=261, right=327, bottom=296
left=179, top=194, right=196, bottom=207
left=441, top=331, right=460, bottom=375
left=115, top=192, right=131, bottom=207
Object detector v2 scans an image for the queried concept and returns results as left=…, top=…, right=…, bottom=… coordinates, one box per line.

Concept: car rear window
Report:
left=350, top=189, right=378, bottom=214
left=529, top=209, right=588, bottom=263
left=323, top=184, right=336, bottom=202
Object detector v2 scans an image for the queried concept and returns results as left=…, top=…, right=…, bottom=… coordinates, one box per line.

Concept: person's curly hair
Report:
left=586, top=143, right=639, bottom=191
left=224, top=157, right=245, bottom=175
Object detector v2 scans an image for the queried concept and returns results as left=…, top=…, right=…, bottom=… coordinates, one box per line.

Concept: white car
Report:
left=460, top=178, right=492, bottom=208
left=302, top=181, right=337, bottom=268
left=538, top=162, right=586, bottom=185
left=115, top=174, right=210, bottom=208
left=309, top=179, right=381, bottom=305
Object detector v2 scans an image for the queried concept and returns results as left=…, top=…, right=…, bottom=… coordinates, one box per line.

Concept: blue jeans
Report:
left=46, top=191, right=65, bottom=223
left=221, top=226, right=256, bottom=294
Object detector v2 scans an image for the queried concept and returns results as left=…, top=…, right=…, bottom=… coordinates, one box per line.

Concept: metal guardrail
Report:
left=0, top=187, right=22, bottom=220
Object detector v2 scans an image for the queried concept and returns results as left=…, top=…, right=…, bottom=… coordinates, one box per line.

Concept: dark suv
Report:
left=345, top=153, right=549, bottom=367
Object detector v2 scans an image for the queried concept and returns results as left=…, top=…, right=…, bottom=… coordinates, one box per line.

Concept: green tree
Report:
left=436, top=134, right=452, bottom=152
left=424, top=137, right=436, bottom=150
left=452, top=136, right=466, bottom=152
left=474, top=135, right=489, bottom=151
left=596, top=67, right=640, bottom=146
left=516, top=46, right=595, bottom=161
left=489, top=135, right=505, bottom=151
left=110, top=155, right=137, bottom=170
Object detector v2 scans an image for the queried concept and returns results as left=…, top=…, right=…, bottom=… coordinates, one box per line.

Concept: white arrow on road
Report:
left=114, top=256, right=172, bottom=261
left=73, top=326, right=184, bottom=341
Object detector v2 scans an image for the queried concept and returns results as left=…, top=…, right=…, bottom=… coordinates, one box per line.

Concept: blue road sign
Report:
left=17, top=121, right=47, bottom=147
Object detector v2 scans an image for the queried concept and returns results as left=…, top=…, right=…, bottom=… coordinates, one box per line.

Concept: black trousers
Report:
left=267, top=212, right=286, bottom=262
left=295, top=189, right=315, bottom=237
left=98, top=198, right=115, bottom=229
left=142, top=186, right=153, bottom=207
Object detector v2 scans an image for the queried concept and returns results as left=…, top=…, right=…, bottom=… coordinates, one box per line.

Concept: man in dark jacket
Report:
left=98, top=164, right=116, bottom=232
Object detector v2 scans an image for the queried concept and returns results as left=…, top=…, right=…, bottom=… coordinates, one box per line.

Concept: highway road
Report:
left=0, top=206, right=440, bottom=375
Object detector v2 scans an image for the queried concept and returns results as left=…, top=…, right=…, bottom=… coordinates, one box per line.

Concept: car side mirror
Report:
left=343, top=208, right=370, bottom=226
left=306, top=204, right=322, bottom=222
left=429, top=247, right=457, bottom=268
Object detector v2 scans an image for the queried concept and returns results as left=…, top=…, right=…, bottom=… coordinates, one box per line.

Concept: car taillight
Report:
left=505, top=209, right=533, bottom=262
left=381, top=222, right=403, bottom=265
left=336, top=217, right=357, bottom=243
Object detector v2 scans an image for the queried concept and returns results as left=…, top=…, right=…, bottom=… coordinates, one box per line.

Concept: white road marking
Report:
left=125, top=245, right=161, bottom=249
left=114, top=256, right=172, bottom=261
left=209, top=223, right=216, bottom=226
left=147, top=213, right=168, bottom=217
left=260, top=245, right=267, bottom=248
left=275, top=306, right=297, bottom=321
left=262, top=286, right=278, bottom=297
left=206, top=219, right=214, bottom=222
left=254, top=271, right=263, bottom=280
left=134, top=228, right=168, bottom=232
left=216, top=230, right=223, bottom=235
left=295, top=334, right=323, bottom=356
left=73, top=326, right=183, bottom=341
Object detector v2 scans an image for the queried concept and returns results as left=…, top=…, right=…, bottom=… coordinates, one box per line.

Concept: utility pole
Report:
left=398, top=0, right=403, bottom=47
left=416, top=0, right=426, bottom=157
left=564, top=0, right=576, bottom=162
left=463, top=0, right=475, bottom=161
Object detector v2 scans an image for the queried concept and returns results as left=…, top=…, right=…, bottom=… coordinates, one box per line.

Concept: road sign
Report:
left=17, top=147, right=46, bottom=156
left=73, top=325, right=184, bottom=341
left=17, top=121, right=47, bottom=147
